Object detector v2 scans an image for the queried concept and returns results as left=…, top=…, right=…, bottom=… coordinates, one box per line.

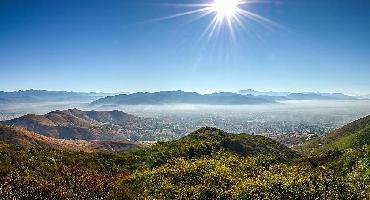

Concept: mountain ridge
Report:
left=0, top=109, right=142, bottom=141
left=238, top=89, right=358, bottom=100
left=91, top=90, right=275, bottom=106
left=0, top=90, right=115, bottom=103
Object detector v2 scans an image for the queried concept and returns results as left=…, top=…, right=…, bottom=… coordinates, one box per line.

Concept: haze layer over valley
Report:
left=1, top=90, right=369, bottom=146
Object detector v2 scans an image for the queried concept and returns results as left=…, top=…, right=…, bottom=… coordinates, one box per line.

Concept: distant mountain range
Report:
left=0, top=109, right=144, bottom=141
left=238, top=89, right=291, bottom=97
left=359, top=94, right=370, bottom=99
left=0, top=90, right=116, bottom=103
left=91, top=90, right=275, bottom=106
left=0, top=89, right=364, bottom=105
left=286, top=92, right=357, bottom=100
left=238, top=89, right=358, bottom=100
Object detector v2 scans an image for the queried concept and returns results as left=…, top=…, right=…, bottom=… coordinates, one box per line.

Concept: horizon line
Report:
left=0, top=88, right=369, bottom=96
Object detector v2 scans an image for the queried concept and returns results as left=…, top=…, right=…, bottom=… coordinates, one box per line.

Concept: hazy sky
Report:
left=0, top=0, right=369, bottom=94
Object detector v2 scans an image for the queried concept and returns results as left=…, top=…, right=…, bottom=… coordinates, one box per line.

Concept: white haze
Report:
left=1, top=100, right=369, bottom=135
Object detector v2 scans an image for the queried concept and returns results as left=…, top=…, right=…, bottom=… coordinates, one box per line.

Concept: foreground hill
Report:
left=0, top=109, right=142, bottom=141
left=164, top=127, right=297, bottom=161
left=0, top=125, right=142, bottom=152
left=0, top=126, right=369, bottom=199
left=127, top=127, right=297, bottom=169
left=91, top=90, right=275, bottom=106
left=294, top=115, right=370, bottom=153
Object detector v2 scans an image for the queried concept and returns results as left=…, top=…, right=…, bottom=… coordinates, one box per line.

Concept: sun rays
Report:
left=150, top=0, right=279, bottom=41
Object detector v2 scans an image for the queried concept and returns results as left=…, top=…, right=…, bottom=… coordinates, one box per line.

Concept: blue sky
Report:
left=0, top=0, right=369, bottom=95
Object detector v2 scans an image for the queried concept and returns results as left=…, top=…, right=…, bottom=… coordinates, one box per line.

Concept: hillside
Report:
left=294, top=115, right=370, bottom=153
left=181, top=127, right=296, bottom=160
left=91, top=90, right=275, bottom=106
left=0, top=126, right=369, bottom=199
left=0, top=125, right=142, bottom=152
left=0, top=109, right=142, bottom=141
left=128, top=127, right=297, bottom=169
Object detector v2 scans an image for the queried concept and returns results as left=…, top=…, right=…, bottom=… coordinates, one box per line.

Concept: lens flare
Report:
left=211, top=0, right=241, bottom=19
left=150, top=0, right=279, bottom=41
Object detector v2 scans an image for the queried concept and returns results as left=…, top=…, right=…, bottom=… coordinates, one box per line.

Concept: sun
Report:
left=210, top=0, right=242, bottom=19
left=151, top=0, right=277, bottom=40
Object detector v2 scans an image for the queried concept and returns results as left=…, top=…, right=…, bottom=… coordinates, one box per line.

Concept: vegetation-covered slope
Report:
left=0, top=125, right=369, bottom=199
left=0, top=125, right=142, bottom=152
left=295, top=115, right=370, bottom=153
left=158, top=127, right=297, bottom=161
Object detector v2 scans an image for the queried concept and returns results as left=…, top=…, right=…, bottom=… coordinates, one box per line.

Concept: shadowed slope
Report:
left=0, top=125, right=142, bottom=152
